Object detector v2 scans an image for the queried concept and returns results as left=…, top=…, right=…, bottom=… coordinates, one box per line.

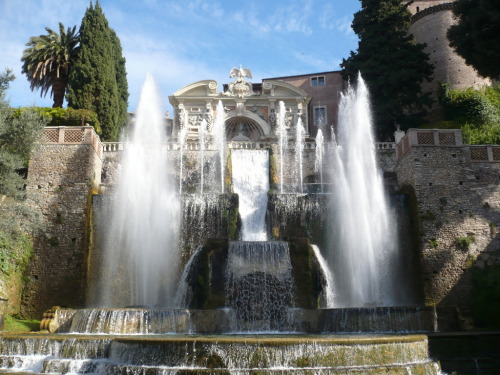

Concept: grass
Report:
left=3, top=315, right=39, bottom=332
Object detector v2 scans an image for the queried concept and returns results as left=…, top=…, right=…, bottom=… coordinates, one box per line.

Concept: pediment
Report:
left=172, top=80, right=219, bottom=97
left=263, top=80, right=309, bottom=98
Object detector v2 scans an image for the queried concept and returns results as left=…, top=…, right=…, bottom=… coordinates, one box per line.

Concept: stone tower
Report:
left=406, top=0, right=491, bottom=119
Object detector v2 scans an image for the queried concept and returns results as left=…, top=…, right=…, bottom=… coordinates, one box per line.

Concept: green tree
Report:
left=21, top=23, right=79, bottom=108
left=67, top=1, right=128, bottom=141
left=447, top=0, right=500, bottom=80
left=341, top=0, right=434, bottom=140
left=111, top=30, right=129, bottom=130
left=0, top=71, right=46, bottom=199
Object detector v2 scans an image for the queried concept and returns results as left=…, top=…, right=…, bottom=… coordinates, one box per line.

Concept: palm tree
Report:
left=21, top=23, right=79, bottom=108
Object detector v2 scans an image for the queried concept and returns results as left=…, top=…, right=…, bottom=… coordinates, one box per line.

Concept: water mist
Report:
left=91, top=74, right=180, bottom=307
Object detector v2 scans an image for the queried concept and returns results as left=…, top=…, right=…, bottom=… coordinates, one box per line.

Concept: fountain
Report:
left=0, top=74, right=442, bottom=374
left=328, top=76, right=401, bottom=307
left=295, top=117, right=305, bottom=193
left=88, top=74, right=181, bottom=308
left=315, top=128, right=325, bottom=193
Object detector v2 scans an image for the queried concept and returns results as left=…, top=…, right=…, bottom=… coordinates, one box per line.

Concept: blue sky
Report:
left=0, top=0, right=360, bottom=113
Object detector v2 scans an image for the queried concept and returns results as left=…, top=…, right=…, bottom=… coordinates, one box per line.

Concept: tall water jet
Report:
left=329, top=75, right=398, bottom=307
left=91, top=74, right=180, bottom=307
left=277, top=101, right=286, bottom=194
left=212, top=101, right=226, bottom=194
left=295, top=117, right=305, bottom=193
left=199, top=119, right=207, bottom=194
left=231, top=149, right=269, bottom=240
left=315, top=129, right=325, bottom=193
left=178, top=125, right=187, bottom=194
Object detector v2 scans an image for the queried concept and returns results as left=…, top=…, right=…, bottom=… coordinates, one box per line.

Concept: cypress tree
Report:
left=341, top=0, right=434, bottom=140
left=67, top=1, right=128, bottom=141
left=111, top=30, right=129, bottom=129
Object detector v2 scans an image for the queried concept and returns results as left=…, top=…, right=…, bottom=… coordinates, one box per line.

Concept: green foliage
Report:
left=18, top=107, right=102, bottom=134
left=428, top=239, right=439, bottom=248
left=0, top=69, right=15, bottom=102
left=0, top=199, right=44, bottom=283
left=67, top=1, right=128, bottom=141
left=455, top=235, right=475, bottom=250
left=341, top=0, right=434, bottom=140
left=447, top=0, right=500, bottom=79
left=462, top=122, right=500, bottom=145
left=420, top=210, right=435, bottom=221
left=440, top=84, right=500, bottom=144
left=1, top=108, right=47, bottom=162
left=110, top=30, right=129, bottom=132
left=4, top=315, right=40, bottom=332
left=0, top=75, right=47, bottom=198
left=472, top=265, right=500, bottom=329
left=21, top=23, right=80, bottom=108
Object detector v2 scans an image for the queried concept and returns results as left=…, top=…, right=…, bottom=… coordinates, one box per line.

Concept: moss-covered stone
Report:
left=187, top=238, right=229, bottom=309
left=288, top=238, right=324, bottom=309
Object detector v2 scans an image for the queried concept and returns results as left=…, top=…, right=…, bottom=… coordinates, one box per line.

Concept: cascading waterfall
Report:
left=90, top=74, right=180, bottom=307
left=328, top=75, right=398, bottom=307
left=277, top=101, right=286, bottom=194
left=174, top=245, right=203, bottom=308
left=212, top=100, right=226, bottom=194
left=225, top=241, right=294, bottom=331
left=231, top=149, right=269, bottom=241
left=295, top=117, right=305, bottom=193
left=311, top=245, right=335, bottom=307
left=315, top=128, right=324, bottom=193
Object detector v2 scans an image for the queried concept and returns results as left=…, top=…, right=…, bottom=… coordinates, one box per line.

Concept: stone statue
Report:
left=394, top=124, right=405, bottom=144
left=230, top=65, right=252, bottom=79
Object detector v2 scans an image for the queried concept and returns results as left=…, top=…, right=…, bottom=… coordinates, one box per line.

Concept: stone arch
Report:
left=226, top=111, right=271, bottom=141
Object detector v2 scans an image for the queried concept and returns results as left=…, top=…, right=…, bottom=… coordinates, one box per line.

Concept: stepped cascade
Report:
left=0, top=70, right=442, bottom=374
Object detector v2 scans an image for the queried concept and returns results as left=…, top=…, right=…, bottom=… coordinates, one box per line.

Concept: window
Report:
left=314, top=106, right=327, bottom=126
left=311, top=76, right=325, bottom=87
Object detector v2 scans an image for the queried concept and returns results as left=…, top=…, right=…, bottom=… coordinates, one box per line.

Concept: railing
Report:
left=101, top=140, right=397, bottom=153
left=102, top=142, right=123, bottom=152
left=42, top=126, right=103, bottom=159
left=375, top=142, right=396, bottom=150
left=396, top=129, right=462, bottom=159
left=467, top=145, right=500, bottom=162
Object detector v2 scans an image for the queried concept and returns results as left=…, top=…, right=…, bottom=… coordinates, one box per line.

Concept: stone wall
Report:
left=395, top=129, right=500, bottom=325
left=23, top=127, right=102, bottom=317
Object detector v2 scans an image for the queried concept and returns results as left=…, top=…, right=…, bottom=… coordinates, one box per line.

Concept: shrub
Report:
left=455, top=235, right=475, bottom=250
left=439, top=84, right=500, bottom=144
left=12, top=107, right=101, bottom=135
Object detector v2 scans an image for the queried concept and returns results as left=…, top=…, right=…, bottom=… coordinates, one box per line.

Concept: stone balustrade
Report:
left=396, top=128, right=500, bottom=163
left=467, top=145, right=500, bottom=162
left=396, top=128, right=463, bottom=160
left=375, top=142, right=396, bottom=150
left=101, top=141, right=396, bottom=153
left=42, top=126, right=103, bottom=159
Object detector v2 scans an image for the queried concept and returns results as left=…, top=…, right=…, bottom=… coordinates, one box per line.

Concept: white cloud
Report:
left=319, top=4, right=354, bottom=36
